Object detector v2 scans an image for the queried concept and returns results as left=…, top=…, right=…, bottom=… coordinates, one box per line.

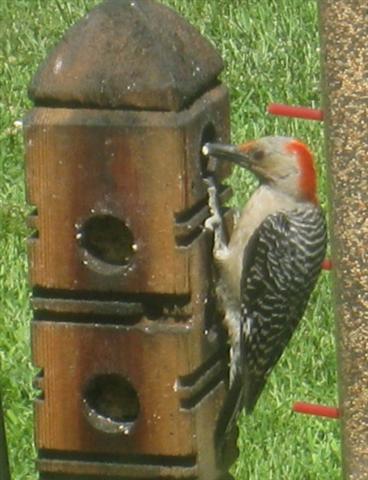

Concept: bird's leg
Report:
left=204, top=176, right=228, bottom=258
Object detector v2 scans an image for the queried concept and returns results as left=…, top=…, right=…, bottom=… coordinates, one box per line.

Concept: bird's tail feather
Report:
left=215, top=374, right=243, bottom=448
left=243, top=374, right=266, bottom=414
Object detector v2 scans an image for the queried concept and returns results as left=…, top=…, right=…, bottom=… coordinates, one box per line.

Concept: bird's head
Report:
left=202, top=136, right=318, bottom=204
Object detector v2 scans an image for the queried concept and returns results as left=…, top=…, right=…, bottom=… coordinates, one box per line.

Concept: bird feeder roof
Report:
left=29, top=0, right=224, bottom=111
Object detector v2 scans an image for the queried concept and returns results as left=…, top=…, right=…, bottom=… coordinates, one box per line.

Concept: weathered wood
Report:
left=32, top=319, right=226, bottom=449
left=25, top=85, right=229, bottom=295
left=319, top=1, right=368, bottom=478
left=25, top=1, right=237, bottom=478
left=29, top=0, right=223, bottom=112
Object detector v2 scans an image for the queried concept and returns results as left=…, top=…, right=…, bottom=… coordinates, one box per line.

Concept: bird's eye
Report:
left=253, top=150, right=265, bottom=161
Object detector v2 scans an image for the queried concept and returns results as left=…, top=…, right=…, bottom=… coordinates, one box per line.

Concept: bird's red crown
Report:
left=286, top=140, right=318, bottom=204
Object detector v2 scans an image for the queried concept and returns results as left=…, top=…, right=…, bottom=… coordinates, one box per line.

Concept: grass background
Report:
left=0, top=0, right=339, bottom=478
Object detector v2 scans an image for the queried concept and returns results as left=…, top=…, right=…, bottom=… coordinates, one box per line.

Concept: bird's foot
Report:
left=204, top=207, right=222, bottom=232
left=204, top=177, right=222, bottom=229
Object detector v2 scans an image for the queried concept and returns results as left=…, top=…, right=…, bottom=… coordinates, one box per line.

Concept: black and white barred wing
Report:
left=240, top=206, right=327, bottom=413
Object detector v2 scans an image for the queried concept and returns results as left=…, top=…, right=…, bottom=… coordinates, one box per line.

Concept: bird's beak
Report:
left=202, top=142, right=251, bottom=168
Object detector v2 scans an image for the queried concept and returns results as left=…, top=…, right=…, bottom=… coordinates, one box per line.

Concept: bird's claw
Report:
left=204, top=176, right=222, bottom=231
left=204, top=178, right=219, bottom=215
left=205, top=214, right=221, bottom=232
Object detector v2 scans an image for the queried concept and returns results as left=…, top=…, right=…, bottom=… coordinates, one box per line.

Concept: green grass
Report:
left=0, top=0, right=339, bottom=478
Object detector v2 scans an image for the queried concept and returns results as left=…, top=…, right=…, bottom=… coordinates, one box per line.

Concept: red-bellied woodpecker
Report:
left=202, top=136, right=327, bottom=433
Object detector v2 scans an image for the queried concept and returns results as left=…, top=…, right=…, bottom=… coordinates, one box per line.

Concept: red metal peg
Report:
left=267, top=103, right=324, bottom=121
left=293, top=402, right=340, bottom=419
left=321, top=258, right=333, bottom=270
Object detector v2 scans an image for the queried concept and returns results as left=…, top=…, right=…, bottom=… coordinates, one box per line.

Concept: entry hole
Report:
left=200, top=123, right=217, bottom=174
left=78, top=215, right=135, bottom=266
left=83, top=374, right=139, bottom=435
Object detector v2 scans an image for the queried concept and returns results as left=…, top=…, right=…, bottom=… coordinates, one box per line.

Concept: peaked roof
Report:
left=29, top=0, right=223, bottom=111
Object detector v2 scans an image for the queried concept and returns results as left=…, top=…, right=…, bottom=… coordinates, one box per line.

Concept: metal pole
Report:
left=319, top=1, right=368, bottom=478
left=0, top=392, right=11, bottom=480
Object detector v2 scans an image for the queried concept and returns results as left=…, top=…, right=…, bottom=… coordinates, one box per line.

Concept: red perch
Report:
left=293, top=402, right=340, bottom=419
left=268, top=103, right=324, bottom=121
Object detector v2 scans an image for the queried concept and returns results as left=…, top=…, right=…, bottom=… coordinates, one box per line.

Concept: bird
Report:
left=202, top=136, right=327, bottom=435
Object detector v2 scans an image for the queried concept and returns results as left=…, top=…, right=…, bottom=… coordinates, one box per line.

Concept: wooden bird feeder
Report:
left=24, top=0, right=237, bottom=478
